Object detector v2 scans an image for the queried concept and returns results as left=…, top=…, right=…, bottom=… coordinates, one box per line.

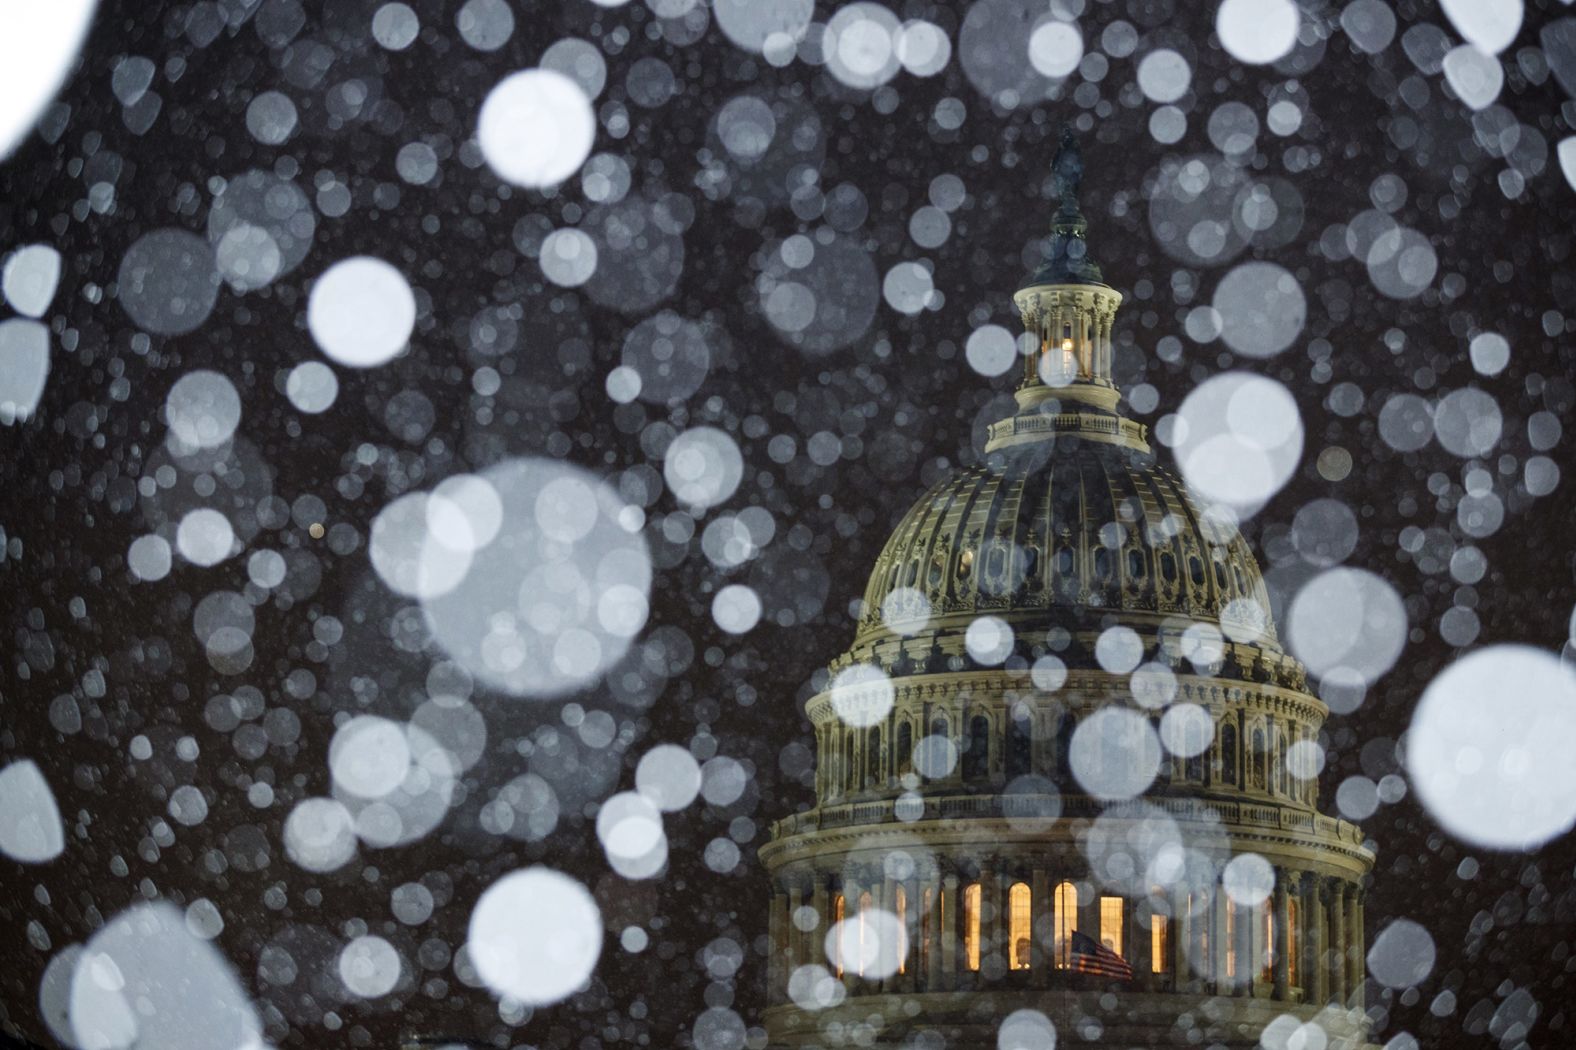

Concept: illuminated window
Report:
left=1151, top=914, right=1169, bottom=973
left=1009, top=883, right=1032, bottom=970
left=1225, top=901, right=1237, bottom=978
left=919, top=887, right=933, bottom=975
left=1054, top=880, right=1078, bottom=968
left=896, top=886, right=908, bottom=975
left=1100, top=896, right=1125, bottom=957
left=962, top=883, right=982, bottom=971
left=833, top=894, right=846, bottom=977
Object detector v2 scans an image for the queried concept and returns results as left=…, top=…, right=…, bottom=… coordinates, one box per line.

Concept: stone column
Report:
left=1133, top=896, right=1155, bottom=991
left=1233, top=898, right=1252, bottom=997
left=1023, top=300, right=1041, bottom=385
left=1345, top=884, right=1363, bottom=1009
left=925, top=867, right=944, bottom=990
left=1212, top=883, right=1232, bottom=996
left=1169, top=890, right=1188, bottom=990
left=809, top=872, right=829, bottom=968
left=1030, top=866, right=1051, bottom=985
left=1326, top=880, right=1347, bottom=1006
left=1303, top=872, right=1325, bottom=1005
left=788, top=879, right=807, bottom=975
left=1100, top=311, right=1113, bottom=377
left=878, top=871, right=896, bottom=992
left=981, top=860, right=1003, bottom=977
left=941, top=870, right=959, bottom=985
left=1355, top=887, right=1367, bottom=1009
left=842, top=871, right=862, bottom=984
left=1245, top=902, right=1266, bottom=997
left=1078, top=882, right=1102, bottom=969
left=1073, top=300, right=1089, bottom=377
left=1272, top=870, right=1290, bottom=1000
left=899, top=877, right=916, bottom=991
left=1184, top=890, right=1208, bottom=991
left=768, top=881, right=786, bottom=1001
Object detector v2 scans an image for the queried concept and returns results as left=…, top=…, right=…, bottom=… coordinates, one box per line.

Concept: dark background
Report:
left=2, top=0, right=1575, bottom=1047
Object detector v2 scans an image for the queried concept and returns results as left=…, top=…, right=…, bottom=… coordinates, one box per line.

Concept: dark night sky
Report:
left=2, top=0, right=1576, bottom=1047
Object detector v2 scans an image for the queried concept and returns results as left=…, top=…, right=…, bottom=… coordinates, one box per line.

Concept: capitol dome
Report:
left=847, top=439, right=1283, bottom=669
left=760, top=132, right=1377, bottom=1050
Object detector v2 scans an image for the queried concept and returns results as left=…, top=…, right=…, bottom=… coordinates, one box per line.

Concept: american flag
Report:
left=1068, top=929, right=1134, bottom=980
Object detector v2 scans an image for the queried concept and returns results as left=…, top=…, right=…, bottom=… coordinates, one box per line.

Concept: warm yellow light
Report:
left=1061, top=337, right=1074, bottom=353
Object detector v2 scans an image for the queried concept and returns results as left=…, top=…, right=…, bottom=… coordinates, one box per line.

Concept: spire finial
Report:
left=1018, top=124, right=1101, bottom=289
left=1052, top=125, right=1083, bottom=211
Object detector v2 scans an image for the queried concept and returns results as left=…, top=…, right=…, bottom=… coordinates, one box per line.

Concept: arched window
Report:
left=1053, top=880, right=1078, bottom=968
left=1251, top=728, right=1267, bottom=789
left=987, top=542, right=1007, bottom=580
left=919, top=887, right=933, bottom=976
left=1160, top=552, right=1178, bottom=583
left=963, top=715, right=990, bottom=781
left=897, top=722, right=914, bottom=777
left=1189, top=556, right=1205, bottom=586
left=1009, top=882, right=1033, bottom=970
left=1221, top=724, right=1238, bottom=786
left=1094, top=548, right=1112, bottom=579
left=1150, top=908, right=1169, bottom=974
left=1127, top=549, right=1144, bottom=578
left=1191, top=891, right=1212, bottom=979
left=1054, top=547, right=1075, bottom=578
left=1007, top=711, right=1032, bottom=779
left=962, top=882, right=982, bottom=971
left=866, top=727, right=881, bottom=788
left=1100, top=896, right=1125, bottom=957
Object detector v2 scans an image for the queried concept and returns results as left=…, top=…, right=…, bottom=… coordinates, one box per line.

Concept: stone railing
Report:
left=771, top=792, right=1366, bottom=851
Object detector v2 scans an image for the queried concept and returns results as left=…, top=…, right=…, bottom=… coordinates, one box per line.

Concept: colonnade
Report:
left=766, top=858, right=1364, bottom=1010
left=1018, top=292, right=1118, bottom=387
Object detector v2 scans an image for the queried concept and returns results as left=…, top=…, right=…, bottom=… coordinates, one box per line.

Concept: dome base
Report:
left=766, top=989, right=1377, bottom=1049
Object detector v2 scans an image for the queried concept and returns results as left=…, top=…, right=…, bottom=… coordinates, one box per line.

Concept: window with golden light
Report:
left=1009, top=882, right=1032, bottom=970
left=1099, top=896, right=1124, bottom=956
left=1053, top=880, right=1077, bottom=968
left=1225, top=900, right=1238, bottom=978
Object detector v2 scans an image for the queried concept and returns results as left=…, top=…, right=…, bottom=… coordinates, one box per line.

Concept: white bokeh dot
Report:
left=308, top=257, right=416, bottom=368
left=478, top=70, right=596, bottom=189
